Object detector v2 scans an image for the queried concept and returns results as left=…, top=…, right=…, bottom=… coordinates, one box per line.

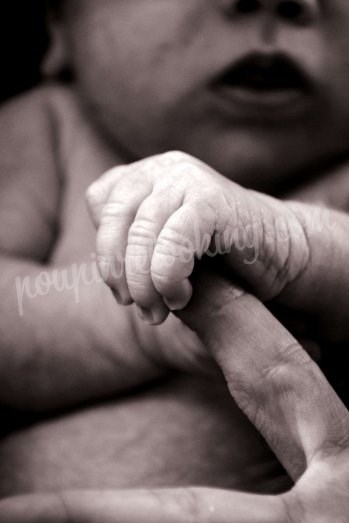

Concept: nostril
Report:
left=235, top=0, right=263, bottom=15
left=276, top=1, right=312, bottom=25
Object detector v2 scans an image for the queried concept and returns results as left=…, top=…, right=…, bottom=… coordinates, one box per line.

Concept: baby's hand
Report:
left=86, top=151, right=311, bottom=324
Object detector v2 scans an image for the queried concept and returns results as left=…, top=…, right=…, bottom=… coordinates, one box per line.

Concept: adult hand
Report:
left=2, top=270, right=349, bottom=522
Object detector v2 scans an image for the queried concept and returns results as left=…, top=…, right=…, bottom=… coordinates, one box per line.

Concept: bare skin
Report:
left=0, top=84, right=348, bottom=501
left=88, top=150, right=349, bottom=336
left=1, top=0, right=349, bottom=517
left=0, top=86, right=290, bottom=496
left=1, top=271, right=349, bottom=522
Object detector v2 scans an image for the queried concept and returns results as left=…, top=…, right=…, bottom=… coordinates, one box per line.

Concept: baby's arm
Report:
left=88, top=151, right=349, bottom=343
left=0, top=92, right=207, bottom=412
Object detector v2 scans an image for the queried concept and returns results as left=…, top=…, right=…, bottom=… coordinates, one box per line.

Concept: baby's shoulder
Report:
left=0, top=83, right=77, bottom=172
left=0, top=84, right=75, bottom=258
left=0, top=82, right=88, bottom=161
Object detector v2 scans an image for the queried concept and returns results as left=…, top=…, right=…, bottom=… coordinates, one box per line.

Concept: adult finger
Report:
left=178, top=269, right=349, bottom=480
left=0, top=488, right=288, bottom=523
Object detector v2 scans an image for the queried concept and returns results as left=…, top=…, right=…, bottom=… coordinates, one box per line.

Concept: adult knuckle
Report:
left=125, top=278, right=149, bottom=297
left=259, top=343, right=307, bottom=392
left=281, top=491, right=304, bottom=523
left=173, top=488, right=206, bottom=523
left=261, top=359, right=290, bottom=387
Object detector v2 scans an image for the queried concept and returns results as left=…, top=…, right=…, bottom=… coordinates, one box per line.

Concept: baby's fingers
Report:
left=151, top=200, right=218, bottom=311
left=125, top=188, right=183, bottom=324
left=95, top=176, right=153, bottom=304
left=86, top=166, right=128, bottom=228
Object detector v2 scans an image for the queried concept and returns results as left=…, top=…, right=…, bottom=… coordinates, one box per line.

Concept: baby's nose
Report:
left=232, top=0, right=318, bottom=26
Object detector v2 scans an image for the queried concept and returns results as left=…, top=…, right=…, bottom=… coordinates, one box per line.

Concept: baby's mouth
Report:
left=212, top=53, right=312, bottom=116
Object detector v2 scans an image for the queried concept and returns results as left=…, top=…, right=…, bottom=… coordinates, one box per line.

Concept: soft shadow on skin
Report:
left=0, top=372, right=291, bottom=498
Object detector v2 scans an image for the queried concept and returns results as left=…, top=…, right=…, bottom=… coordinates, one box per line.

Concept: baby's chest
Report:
left=46, top=88, right=121, bottom=263
left=51, top=171, right=97, bottom=264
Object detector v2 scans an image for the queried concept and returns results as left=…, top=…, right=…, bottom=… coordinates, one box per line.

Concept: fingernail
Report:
left=137, top=306, right=155, bottom=324
left=163, top=280, right=192, bottom=311
left=136, top=306, right=167, bottom=325
left=163, top=297, right=189, bottom=311
left=112, top=289, right=133, bottom=306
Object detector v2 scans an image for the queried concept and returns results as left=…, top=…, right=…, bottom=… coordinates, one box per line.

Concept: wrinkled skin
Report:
left=1, top=0, right=349, bottom=520
left=2, top=271, right=349, bottom=522
left=86, top=151, right=320, bottom=325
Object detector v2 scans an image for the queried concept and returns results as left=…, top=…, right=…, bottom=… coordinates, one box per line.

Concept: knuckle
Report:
left=259, top=342, right=308, bottom=393
left=128, top=219, right=157, bottom=248
left=85, top=182, right=103, bottom=206
left=100, top=201, right=129, bottom=222
left=160, top=150, right=192, bottom=165
left=159, top=151, right=202, bottom=178
left=86, top=167, right=123, bottom=204
left=281, top=492, right=303, bottom=523
left=173, top=488, right=206, bottom=523
left=172, top=160, right=202, bottom=181
left=151, top=268, right=180, bottom=294
left=228, top=342, right=309, bottom=427
left=156, top=226, right=193, bottom=256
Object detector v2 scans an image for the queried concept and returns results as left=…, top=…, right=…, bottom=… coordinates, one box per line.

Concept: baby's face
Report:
left=61, top=0, right=349, bottom=189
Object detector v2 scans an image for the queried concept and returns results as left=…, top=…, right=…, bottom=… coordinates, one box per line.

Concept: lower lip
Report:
left=211, top=85, right=311, bottom=120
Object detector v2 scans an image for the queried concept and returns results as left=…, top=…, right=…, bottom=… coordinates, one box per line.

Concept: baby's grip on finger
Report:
left=151, top=201, right=218, bottom=310
left=96, top=179, right=154, bottom=304
left=125, top=188, right=183, bottom=324
left=86, top=166, right=129, bottom=228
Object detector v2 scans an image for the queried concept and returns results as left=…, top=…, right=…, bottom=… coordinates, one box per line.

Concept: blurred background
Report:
left=0, top=1, right=48, bottom=103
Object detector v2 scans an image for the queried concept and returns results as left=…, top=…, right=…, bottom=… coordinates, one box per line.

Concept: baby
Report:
left=1, top=0, right=349, bottom=509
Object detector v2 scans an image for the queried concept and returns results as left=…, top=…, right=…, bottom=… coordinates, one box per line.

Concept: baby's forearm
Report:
left=213, top=184, right=349, bottom=343
left=0, top=255, right=165, bottom=412
left=277, top=204, right=349, bottom=343
left=226, top=191, right=349, bottom=342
